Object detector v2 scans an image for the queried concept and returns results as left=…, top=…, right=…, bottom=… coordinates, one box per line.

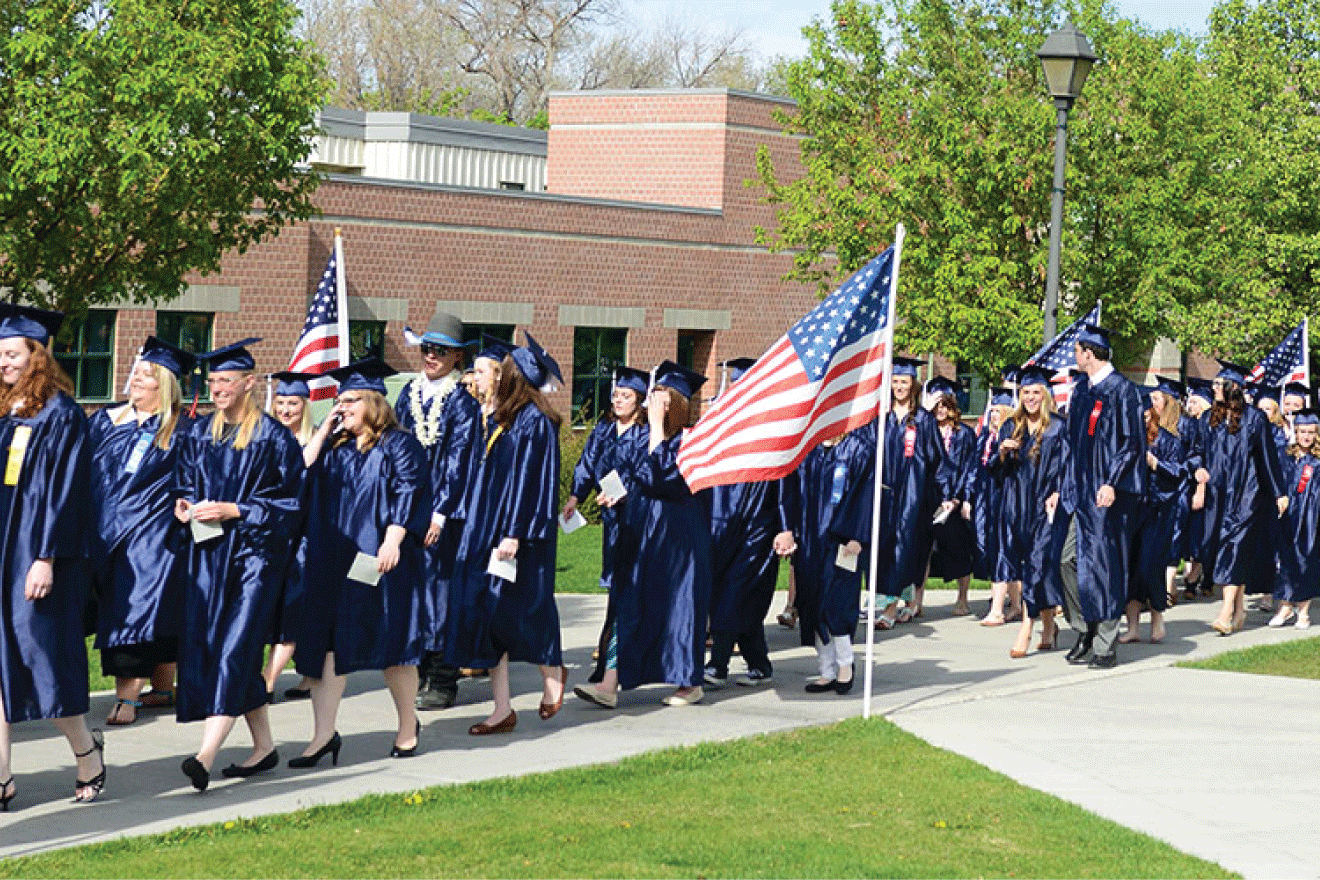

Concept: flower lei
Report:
left=409, top=370, right=460, bottom=448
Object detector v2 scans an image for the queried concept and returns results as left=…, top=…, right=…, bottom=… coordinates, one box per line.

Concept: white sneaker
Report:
left=1296, top=615, right=1311, bottom=630
left=661, top=686, right=704, bottom=706
left=1268, top=608, right=1295, bottom=628
left=702, top=667, right=727, bottom=689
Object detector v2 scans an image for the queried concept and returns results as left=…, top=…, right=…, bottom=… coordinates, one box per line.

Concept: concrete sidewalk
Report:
left=2, top=590, right=1317, bottom=878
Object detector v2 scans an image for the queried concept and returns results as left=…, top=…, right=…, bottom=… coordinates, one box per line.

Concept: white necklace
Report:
left=409, top=370, right=459, bottom=447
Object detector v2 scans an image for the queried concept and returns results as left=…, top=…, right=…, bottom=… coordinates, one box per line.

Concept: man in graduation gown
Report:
left=394, top=311, right=482, bottom=711
left=1057, top=325, right=1145, bottom=668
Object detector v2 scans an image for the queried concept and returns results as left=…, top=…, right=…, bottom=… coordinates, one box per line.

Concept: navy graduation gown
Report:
left=707, top=477, right=790, bottom=637
left=991, top=417, right=1068, bottom=616
left=970, top=424, right=1004, bottom=581
left=0, top=393, right=92, bottom=723
left=571, top=418, right=647, bottom=593
left=1198, top=406, right=1286, bottom=592
left=296, top=429, right=432, bottom=675
left=174, top=413, right=304, bottom=722
left=790, top=426, right=873, bottom=646
left=446, top=404, right=562, bottom=669
left=878, top=407, right=942, bottom=596
left=1061, top=370, right=1145, bottom=622
left=1171, top=414, right=1203, bottom=564
left=928, top=422, right=976, bottom=582
left=1276, top=452, right=1320, bottom=603
left=89, top=407, right=191, bottom=651
left=395, top=378, right=482, bottom=653
left=613, top=432, right=711, bottom=690
left=1129, top=427, right=1185, bottom=611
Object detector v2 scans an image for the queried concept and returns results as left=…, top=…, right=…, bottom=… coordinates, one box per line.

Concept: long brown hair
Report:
left=657, top=386, right=690, bottom=439
left=333, top=390, right=397, bottom=452
left=934, top=392, right=962, bottom=425
left=1155, top=390, right=1181, bottom=437
left=1145, top=407, right=1160, bottom=446
left=0, top=339, right=74, bottom=417
left=1209, top=383, right=1245, bottom=434
left=494, top=355, right=563, bottom=431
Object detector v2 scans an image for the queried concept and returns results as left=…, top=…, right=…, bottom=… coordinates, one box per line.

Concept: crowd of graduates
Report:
left=0, top=304, right=1314, bottom=814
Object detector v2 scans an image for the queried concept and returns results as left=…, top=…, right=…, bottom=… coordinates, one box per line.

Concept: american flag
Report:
left=676, top=247, right=897, bottom=492
left=288, top=243, right=348, bottom=401
left=1249, top=320, right=1308, bottom=386
left=1024, top=302, right=1101, bottom=409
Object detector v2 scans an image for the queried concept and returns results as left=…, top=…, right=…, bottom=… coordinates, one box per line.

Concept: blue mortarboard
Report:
left=1018, top=366, right=1054, bottom=388
left=476, top=333, right=515, bottom=362
left=510, top=330, right=563, bottom=390
left=270, top=370, right=315, bottom=398
left=1153, top=375, right=1186, bottom=399
left=1077, top=324, right=1113, bottom=352
left=1252, top=384, right=1280, bottom=405
left=0, top=303, right=64, bottom=345
left=925, top=376, right=960, bottom=398
left=892, top=356, right=924, bottom=377
left=1140, top=388, right=1155, bottom=408
left=613, top=365, right=649, bottom=396
left=328, top=357, right=397, bottom=395
left=139, top=335, right=196, bottom=379
left=989, top=386, right=1015, bottom=407
left=1216, top=359, right=1250, bottom=386
left=1001, top=366, right=1021, bottom=385
left=197, top=338, right=261, bottom=373
left=719, top=358, right=757, bottom=384
left=1294, top=408, right=1320, bottom=427
left=1187, top=377, right=1214, bottom=402
left=1284, top=382, right=1310, bottom=400
left=654, top=360, right=706, bottom=399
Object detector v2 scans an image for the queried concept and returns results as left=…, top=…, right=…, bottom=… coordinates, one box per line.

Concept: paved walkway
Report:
left=2, top=590, right=1317, bottom=877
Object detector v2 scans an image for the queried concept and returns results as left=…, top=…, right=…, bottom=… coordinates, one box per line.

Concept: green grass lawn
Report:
left=0, top=717, right=1231, bottom=880
left=1179, top=634, right=1320, bottom=679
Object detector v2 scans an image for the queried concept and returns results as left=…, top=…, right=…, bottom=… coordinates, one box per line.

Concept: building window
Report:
left=955, top=360, right=983, bottom=416
left=572, top=327, right=627, bottom=423
left=53, top=309, right=115, bottom=401
left=498, top=181, right=525, bottom=191
left=349, top=320, right=386, bottom=360
left=156, top=311, right=214, bottom=399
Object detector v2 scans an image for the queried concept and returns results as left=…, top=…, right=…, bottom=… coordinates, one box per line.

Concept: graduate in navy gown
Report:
left=874, top=356, right=942, bottom=628
left=91, top=337, right=195, bottom=727
left=968, top=387, right=1013, bottom=617
left=1177, top=379, right=1214, bottom=598
left=451, top=332, right=567, bottom=734
left=173, top=339, right=304, bottom=791
left=562, top=365, right=649, bottom=684
left=291, top=359, right=431, bottom=766
left=703, top=358, right=795, bottom=688
left=1196, top=360, right=1287, bottom=636
left=1252, top=385, right=1291, bottom=615
left=575, top=361, right=711, bottom=708
left=993, top=367, right=1067, bottom=659
left=0, top=304, right=106, bottom=810
left=1281, top=382, right=1309, bottom=442
left=924, top=377, right=976, bottom=616
left=394, top=312, right=482, bottom=712
left=1122, top=383, right=1187, bottom=645
left=1271, top=409, right=1320, bottom=629
left=1057, top=325, right=1145, bottom=669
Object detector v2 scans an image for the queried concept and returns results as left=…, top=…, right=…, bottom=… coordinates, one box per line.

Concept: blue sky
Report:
left=622, top=0, right=1219, bottom=60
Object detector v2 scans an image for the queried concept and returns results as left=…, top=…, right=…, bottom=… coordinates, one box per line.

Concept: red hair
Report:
left=0, top=339, right=74, bottom=417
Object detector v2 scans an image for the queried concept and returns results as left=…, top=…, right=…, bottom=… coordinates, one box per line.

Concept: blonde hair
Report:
left=1155, top=391, right=1182, bottom=437
left=209, top=374, right=262, bottom=450
left=333, top=390, right=397, bottom=453
left=1005, top=388, right=1057, bottom=462
left=270, top=394, right=315, bottom=446
left=112, top=362, right=184, bottom=450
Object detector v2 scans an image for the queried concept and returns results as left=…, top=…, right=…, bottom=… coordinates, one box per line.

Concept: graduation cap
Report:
left=139, top=335, right=197, bottom=379
left=613, top=365, right=649, bottom=396
left=892, top=355, right=924, bottom=378
left=1077, top=324, right=1113, bottom=353
left=925, top=375, right=960, bottom=399
left=1284, top=382, right=1311, bottom=401
left=197, top=338, right=261, bottom=373
left=653, top=360, right=706, bottom=399
left=1001, top=366, right=1021, bottom=385
left=1293, top=408, right=1320, bottom=427
left=475, top=333, right=515, bottom=363
left=1018, top=366, right=1054, bottom=388
left=1152, top=375, right=1185, bottom=400
left=0, top=303, right=64, bottom=345
left=1252, top=384, right=1280, bottom=405
left=510, top=330, right=563, bottom=391
left=270, top=370, right=316, bottom=399
left=719, top=358, right=757, bottom=384
left=989, top=386, right=1015, bottom=407
left=1215, top=359, right=1250, bottom=387
left=1186, top=377, right=1214, bottom=403
left=328, top=357, right=397, bottom=396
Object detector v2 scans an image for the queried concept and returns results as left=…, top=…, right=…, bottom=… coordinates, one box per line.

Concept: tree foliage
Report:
left=0, top=0, right=327, bottom=312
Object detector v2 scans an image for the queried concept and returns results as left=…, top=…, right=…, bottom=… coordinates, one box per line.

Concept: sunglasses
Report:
left=421, top=344, right=451, bottom=357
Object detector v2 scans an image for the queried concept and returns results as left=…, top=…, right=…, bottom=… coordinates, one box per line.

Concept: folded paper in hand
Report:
left=598, top=470, right=627, bottom=501
left=348, top=551, right=382, bottom=586
left=189, top=507, right=224, bottom=544
left=560, top=509, right=587, bottom=534
left=835, top=544, right=859, bottom=572
left=487, top=548, right=518, bottom=582
left=932, top=506, right=952, bottom=526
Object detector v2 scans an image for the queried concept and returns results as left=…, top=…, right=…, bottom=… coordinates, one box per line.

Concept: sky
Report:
left=622, top=0, right=1220, bottom=61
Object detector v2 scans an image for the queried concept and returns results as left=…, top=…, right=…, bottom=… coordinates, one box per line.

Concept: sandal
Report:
left=875, top=613, right=896, bottom=631
left=776, top=606, right=798, bottom=628
left=895, top=606, right=914, bottom=624
left=139, top=688, right=174, bottom=709
left=979, top=614, right=1006, bottom=627
left=106, top=698, right=141, bottom=726
left=73, top=729, right=106, bottom=804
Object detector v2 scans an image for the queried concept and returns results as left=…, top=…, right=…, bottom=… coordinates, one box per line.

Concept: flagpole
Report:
left=333, top=227, right=349, bottom=365
left=1305, top=317, right=1310, bottom=388
left=863, top=223, right=904, bottom=720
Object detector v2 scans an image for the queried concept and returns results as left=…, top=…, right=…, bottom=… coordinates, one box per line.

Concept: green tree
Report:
left=0, top=0, right=327, bottom=311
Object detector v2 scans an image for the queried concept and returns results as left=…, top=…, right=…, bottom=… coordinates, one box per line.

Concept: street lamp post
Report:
left=1037, top=22, right=1097, bottom=343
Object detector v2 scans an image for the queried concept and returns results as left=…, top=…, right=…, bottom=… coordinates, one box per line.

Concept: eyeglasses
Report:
left=206, top=375, right=244, bottom=387
left=421, top=344, right=451, bottom=357
left=338, top=395, right=364, bottom=406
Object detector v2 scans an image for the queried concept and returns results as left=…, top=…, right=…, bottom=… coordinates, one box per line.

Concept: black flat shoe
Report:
left=221, top=749, right=280, bottom=779
left=284, top=686, right=311, bottom=701
left=181, top=756, right=209, bottom=792
left=288, top=732, right=341, bottom=769
left=390, top=720, right=421, bottom=758
left=1, top=777, right=15, bottom=812
left=1065, top=633, right=1094, bottom=664
left=1088, top=652, right=1118, bottom=670
left=805, top=680, right=837, bottom=693
left=834, top=677, right=855, bottom=695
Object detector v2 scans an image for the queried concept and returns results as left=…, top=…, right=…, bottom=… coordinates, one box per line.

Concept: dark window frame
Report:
left=53, top=309, right=116, bottom=402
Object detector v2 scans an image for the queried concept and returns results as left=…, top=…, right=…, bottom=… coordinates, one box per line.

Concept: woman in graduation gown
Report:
left=0, top=303, right=105, bottom=809
left=91, top=337, right=194, bottom=727
left=1271, top=410, right=1320, bottom=629
left=924, top=378, right=976, bottom=617
left=449, top=332, right=566, bottom=734
left=1196, top=361, right=1287, bottom=635
left=1174, top=380, right=1212, bottom=599
left=574, top=361, right=712, bottom=708
left=290, top=359, right=431, bottom=765
left=993, top=368, right=1068, bottom=659
left=967, top=387, right=1013, bottom=617
left=173, top=339, right=304, bottom=791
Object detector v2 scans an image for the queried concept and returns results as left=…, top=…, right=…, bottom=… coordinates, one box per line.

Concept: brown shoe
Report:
left=539, top=666, right=569, bottom=720
left=469, top=710, right=517, bottom=736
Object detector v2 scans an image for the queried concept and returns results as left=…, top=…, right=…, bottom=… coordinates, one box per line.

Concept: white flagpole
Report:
left=333, top=227, right=349, bottom=366
left=1304, top=317, right=1310, bottom=387
left=863, top=223, right=905, bottom=720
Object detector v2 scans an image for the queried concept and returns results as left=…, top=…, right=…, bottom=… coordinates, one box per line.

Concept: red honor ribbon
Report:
left=1087, top=400, right=1103, bottom=436
left=904, top=424, right=917, bottom=458
left=1300, top=464, right=1312, bottom=494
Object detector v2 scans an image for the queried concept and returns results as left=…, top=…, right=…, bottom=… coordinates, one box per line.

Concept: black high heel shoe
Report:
left=1, top=777, right=14, bottom=812
left=73, top=729, right=106, bottom=803
left=390, top=720, right=421, bottom=758
left=834, top=676, right=855, bottom=696
left=288, top=732, right=341, bottom=768
left=221, top=749, right=280, bottom=778
left=181, top=756, right=209, bottom=791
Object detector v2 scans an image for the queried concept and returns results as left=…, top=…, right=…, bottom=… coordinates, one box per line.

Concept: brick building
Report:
left=59, top=88, right=841, bottom=422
